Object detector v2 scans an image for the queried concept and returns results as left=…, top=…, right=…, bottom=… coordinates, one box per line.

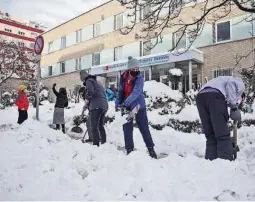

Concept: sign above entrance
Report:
left=91, top=53, right=171, bottom=75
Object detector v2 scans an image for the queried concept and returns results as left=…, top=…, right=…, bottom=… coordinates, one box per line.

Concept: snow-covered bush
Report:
left=1, top=90, right=17, bottom=108
left=169, top=68, right=183, bottom=90
left=240, top=68, right=255, bottom=113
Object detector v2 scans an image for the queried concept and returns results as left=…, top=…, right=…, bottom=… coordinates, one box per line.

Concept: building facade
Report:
left=39, top=0, right=254, bottom=94
left=0, top=11, right=46, bottom=50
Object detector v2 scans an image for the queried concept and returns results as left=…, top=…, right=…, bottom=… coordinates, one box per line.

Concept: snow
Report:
left=1, top=81, right=255, bottom=200
left=2, top=91, right=11, bottom=96
left=40, top=89, right=49, bottom=98
left=169, top=68, right=183, bottom=76
left=144, top=80, right=183, bottom=101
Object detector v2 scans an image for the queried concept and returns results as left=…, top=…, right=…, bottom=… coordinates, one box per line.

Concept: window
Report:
left=48, top=42, right=53, bottom=53
left=114, top=13, right=123, bottom=30
left=142, top=40, right=151, bottom=56
left=18, top=31, right=25, bottom=36
left=174, top=31, right=187, bottom=49
left=31, top=32, right=38, bottom=37
left=213, top=68, right=233, bottom=78
left=18, top=42, right=25, bottom=47
left=76, top=29, right=82, bottom=43
left=61, top=62, right=66, bottom=73
left=4, top=28, right=12, bottom=33
left=61, top=36, right=66, bottom=49
left=216, top=21, right=231, bottom=42
left=93, top=22, right=101, bottom=37
left=75, top=58, right=82, bottom=70
left=92, top=52, right=100, bottom=66
left=114, top=46, right=123, bottom=61
left=48, top=66, right=53, bottom=76
left=141, top=5, right=151, bottom=20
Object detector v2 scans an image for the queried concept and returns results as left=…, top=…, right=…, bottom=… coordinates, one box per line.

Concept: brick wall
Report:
left=200, top=38, right=254, bottom=84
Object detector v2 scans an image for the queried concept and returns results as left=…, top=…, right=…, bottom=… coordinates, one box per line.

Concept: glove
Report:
left=230, top=108, right=241, bottom=122
left=115, top=103, right=120, bottom=112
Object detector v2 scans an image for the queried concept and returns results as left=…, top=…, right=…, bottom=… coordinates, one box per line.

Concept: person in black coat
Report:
left=52, top=83, right=68, bottom=133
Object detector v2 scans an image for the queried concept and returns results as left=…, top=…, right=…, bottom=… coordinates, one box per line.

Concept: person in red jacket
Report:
left=16, top=85, right=29, bottom=124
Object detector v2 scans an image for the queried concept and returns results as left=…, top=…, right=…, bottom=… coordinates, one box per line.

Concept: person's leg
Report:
left=61, top=124, right=65, bottom=134
left=209, top=95, right=233, bottom=161
left=135, top=109, right=157, bottom=158
left=56, top=124, right=60, bottom=130
left=123, top=120, right=134, bottom=154
left=89, top=109, right=101, bottom=146
left=86, top=112, right=93, bottom=141
left=17, top=110, right=22, bottom=124
left=99, top=109, right=107, bottom=144
left=24, top=110, right=28, bottom=121
left=196, top=94, right=217, bottom=160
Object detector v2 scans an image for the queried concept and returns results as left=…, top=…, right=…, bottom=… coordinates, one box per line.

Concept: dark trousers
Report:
left=89, top=108, right=107, bottom=146
left=196, top=92, right=233, bottom=161
left=86, top=112, right=93, bottom=140
left=56, top=124, right=65, bottom=133
left=18, top=110, right=28, bottom=124
left=123, top=108, right=154, bottom=152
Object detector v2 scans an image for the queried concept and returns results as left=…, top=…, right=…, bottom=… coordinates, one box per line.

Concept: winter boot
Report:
left=148, top=148, right=157, bottom=159
left=127, top=149, right=134, bottom=155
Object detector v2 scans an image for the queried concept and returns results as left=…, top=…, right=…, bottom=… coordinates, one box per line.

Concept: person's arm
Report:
left=225, top=81, right=238, bottom=109
left=52, top=84, right=59, bottom=96
left=85, top=79, right=95, bottom=101
left=123, top=76, right=143, bottom=107
left=81, top=99, right=89, bottom=115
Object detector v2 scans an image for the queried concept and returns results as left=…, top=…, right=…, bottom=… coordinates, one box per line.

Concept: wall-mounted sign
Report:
left=91, top=53, right=171, bottom=75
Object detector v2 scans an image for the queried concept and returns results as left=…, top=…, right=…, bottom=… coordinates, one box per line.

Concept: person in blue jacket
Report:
left=105, top=87, right=116, bottom=101
left=196, top=76, right=245, bottom=161
left=115, top=56, right=157, bottom=159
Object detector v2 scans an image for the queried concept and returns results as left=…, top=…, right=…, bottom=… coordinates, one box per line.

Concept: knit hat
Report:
left=80, top=69, right=89, bottom=81
left=18, top=85, right=27, bottom=91
left=127, top=56, right=139, bottom=70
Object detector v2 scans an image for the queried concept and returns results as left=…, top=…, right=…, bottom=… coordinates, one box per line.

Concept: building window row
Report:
left=47, top=12, right=125, bottom=54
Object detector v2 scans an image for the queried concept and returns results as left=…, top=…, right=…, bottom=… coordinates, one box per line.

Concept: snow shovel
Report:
left=232, top=120, right=240, bottom=160
left=81, top=129, right=88, bottom=143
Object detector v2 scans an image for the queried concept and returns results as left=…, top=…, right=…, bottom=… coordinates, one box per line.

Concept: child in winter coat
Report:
left=115, top=56, right=157, bottom=159
left=105, top=87, right=116, bottom=101
left=52, top=83, right=68, bottom=133
left=196, top=76, right=245, bottom=161
left=16, top=85, right=29, bottom=124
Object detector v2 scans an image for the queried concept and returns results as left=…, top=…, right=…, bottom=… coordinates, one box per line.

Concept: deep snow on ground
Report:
left=1, top=81, right=255, bottom=200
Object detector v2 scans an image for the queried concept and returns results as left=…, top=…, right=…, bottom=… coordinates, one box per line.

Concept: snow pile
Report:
left=2, top=91, right=11, bottom=96
left=1, top=104, right=255, bottom=200
left=40, top=89, right=49, bottom=98
left=144, top=80, right=183, bottom=101
left=1, top=80, right=255, bottom=200
left=169, top=68, right=183, bottom=76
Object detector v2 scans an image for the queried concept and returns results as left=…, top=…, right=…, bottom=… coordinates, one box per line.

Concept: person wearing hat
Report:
left=16, top=85, right=29, bottom=124
left=80, top=70, right=108, bottom=146
left=115, top=56, right=157, bottom=159
left=52, top=83, right=68, bottom=133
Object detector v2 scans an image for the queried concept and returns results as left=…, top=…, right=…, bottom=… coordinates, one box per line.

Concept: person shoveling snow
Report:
left=196, top=76, right=245, bottom=161
left=115, top=56, right=157, bottom=159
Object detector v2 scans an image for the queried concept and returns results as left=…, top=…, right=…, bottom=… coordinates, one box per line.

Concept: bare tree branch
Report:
left=0, top=40, right=38, bottom=85
left=118, top=0, right=255, bottom=53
